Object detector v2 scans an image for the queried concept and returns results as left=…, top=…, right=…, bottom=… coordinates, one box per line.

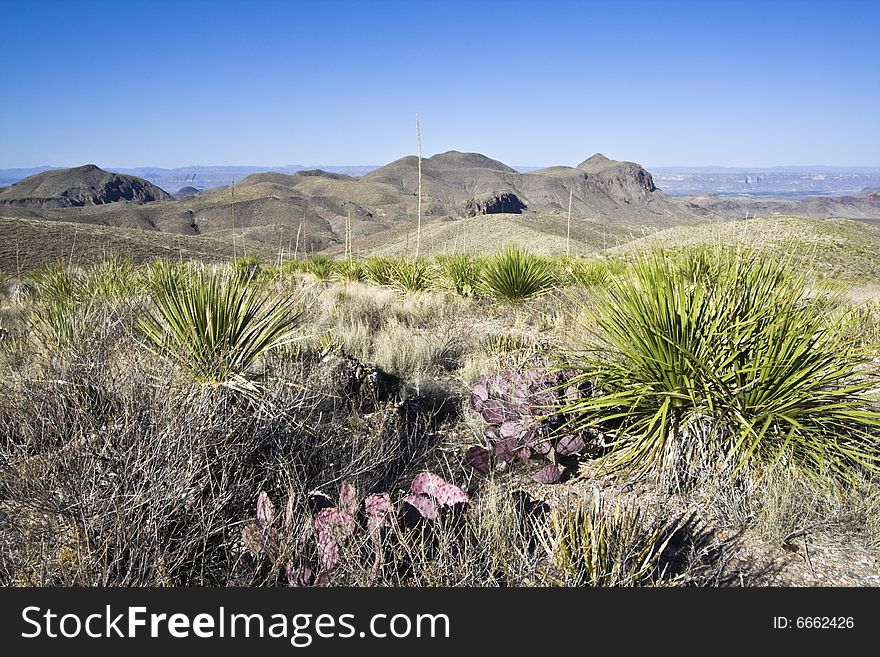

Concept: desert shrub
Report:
left=25, top=264, right=96, bottom=348
left=390, top=258, right=436, bottom=294
left=481, top=245, right=556, bottom=302
left=141, top=257, right=187, bottom=292
left=0, top=340, right=465, bottom=586
left=334, top=259, right=366, bottom=283
left=755, top=465, right=880, bottom=550
left=564, top=257, right=625, bottom=288
left=81, top=255, right=140, bottom=303
left=301, top=255, right=336, bottom=282
left=539, top=490, right=679, bottom=586
left=139, top=267, right=302, bottom=391
left=363, top=256, right=397, bottom=287
left=436, top=254, right=485, bottom=297
left=559, top=245, right=880, bottom=487
left=230, top=253, right=263, bottom=283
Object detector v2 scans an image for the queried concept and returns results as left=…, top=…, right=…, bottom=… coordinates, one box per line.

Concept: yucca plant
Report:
left=559, top=245, right=880, bottom=487
left=539, top=490, right=677, bottom=586
left=139, top=267, right=302, bottom=391
left=363, top=256, right=398, bottom=287
left=481, top=245, right=556, bottom=302
left=230, top=253, right=263, bottom=283
left=301, top=255, right=336, bottom=282
left=141, top=258, right=186, bottom=292
left=436, top=254, right=484, bottom=297
left=334, top=259, right=366, bottom=283
left=83, top=255, right=139, bottom=303
left=565, top=257, right=623, bottom=288
left=26, top=264, right=94, bottom=348
left=390, top=258, right=435, bottom=294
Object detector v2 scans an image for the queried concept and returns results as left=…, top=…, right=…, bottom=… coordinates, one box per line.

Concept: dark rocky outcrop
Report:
left=576, top=153, right=657, bottom=204
left=0, top=164, right=170, bottom=208
left=174, top=186, right=200, bottom=199
left=464, top=191, right=527, bottom=216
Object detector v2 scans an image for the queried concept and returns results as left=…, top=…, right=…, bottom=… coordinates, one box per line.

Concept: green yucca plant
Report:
left=139, top=267, right=302, bottom=391
left=83, top=255, right=139, bottom=303
left=560, top=245, right=880, bottom=486
left=539, top=490, right=676, bottom=587
left=230, top=253, right=263, bottom=284
left=26, top=264, right=94, bottom=347
left=390, top=258, right=435, bottom=294
left=141, top=258, right=186, bottom=293
left=301, top=255, right=336, bottom=282
left=334, top=259, right=366, bottom=283
left=363, top=256, right=398, bottom=287
left=564, top=257, right=623, bottom=288
left=436, top=254, right=484, bottom=297
left=481, top=245, right=557, bottom=302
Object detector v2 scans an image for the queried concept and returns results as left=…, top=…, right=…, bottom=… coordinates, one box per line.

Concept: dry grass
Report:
left=1, top=245, right=878, bottom=587
left=755, top=466, right=880, bottom=553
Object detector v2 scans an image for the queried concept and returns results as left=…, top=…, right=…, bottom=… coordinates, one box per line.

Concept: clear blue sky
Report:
left=1, top=0, right=878, bottom=168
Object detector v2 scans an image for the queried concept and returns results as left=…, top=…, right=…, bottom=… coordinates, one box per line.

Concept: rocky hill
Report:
left=0, top=165, right=170, bottom=208
left=7, top=151, right=875, bottom=262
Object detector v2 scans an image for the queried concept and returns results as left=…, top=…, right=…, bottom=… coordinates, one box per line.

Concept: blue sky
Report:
left=1, top=0, right=878, bottom=168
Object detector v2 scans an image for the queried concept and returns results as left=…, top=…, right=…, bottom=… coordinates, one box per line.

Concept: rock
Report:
left=464, top=191, right=527, bottom=217
left=314, top=353, right=401, bottom=409
left=174, top=186, right=201, bottom=199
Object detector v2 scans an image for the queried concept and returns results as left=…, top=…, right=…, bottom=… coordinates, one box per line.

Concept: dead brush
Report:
left=537, top=489, right=682, bottom=587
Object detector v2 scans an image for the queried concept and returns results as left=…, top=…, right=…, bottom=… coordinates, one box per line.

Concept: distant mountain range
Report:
left=0, top=165, right=378, bottom=193
left=3, top=164, right=879, bottom=197
left=1, top=153, right=878, bottom=267
left=650, top=167, right=880, bottom=198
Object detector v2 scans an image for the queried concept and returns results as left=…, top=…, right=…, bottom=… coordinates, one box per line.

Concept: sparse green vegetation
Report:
left=437, top=254, right=485, bottom=297
left=1, top=235, right=878, bottom=587
left=480, top=244, right=557, bottom=302
left=540, top=491, right=679, bottom=586
left=301, top=254, right=336, bottom=282
left=139, top=266, right=303, bottom=391
left=559, top=245, right=880, bottom=488
left=389, top=258, right=435, bottom=294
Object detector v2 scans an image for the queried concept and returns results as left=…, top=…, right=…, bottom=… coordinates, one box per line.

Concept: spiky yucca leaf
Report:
left=436, top=254, right=485, bottom=297
left=481, top=245, right=556, bottom=302
left=301, top=255, right=336, bottom=282
left=363, top=256, right=397, bottom=287
left=540, top=491, right=676, bottom=586
left=26, top=264, right=94, bottom=347
left=334, top=260, right=366, bottom=283
left=139, top=267, right=302, bottom=391
left=564, top=257, right=625, bottom=288
left=390, top=258, right=435, bottom=294
left=559, top=245, right=880, bottom=486
left=230, top=254, right=263, bottom=284
left=83, top=255, right=139, bottom=303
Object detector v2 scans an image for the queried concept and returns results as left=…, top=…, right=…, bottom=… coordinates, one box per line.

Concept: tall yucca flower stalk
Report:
left=559, top=245, right=880, bottom=486
left=139, top=267, right=301, bottom=391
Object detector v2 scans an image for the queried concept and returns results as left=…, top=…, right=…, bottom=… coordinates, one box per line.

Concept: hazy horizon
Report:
left=3, top=160, right=880, bottom=173
left=1, top=0, right=878, bottom=169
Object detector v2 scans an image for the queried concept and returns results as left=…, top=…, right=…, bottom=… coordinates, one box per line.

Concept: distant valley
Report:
left=651, top=167, right=880, bottom=198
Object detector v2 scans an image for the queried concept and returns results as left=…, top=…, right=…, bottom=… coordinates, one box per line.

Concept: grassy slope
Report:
left=0, top=216, right=275, bottom=273
left=352, top=212, right=654, bottom=257
left=615, top=215, right=880, bottom=282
